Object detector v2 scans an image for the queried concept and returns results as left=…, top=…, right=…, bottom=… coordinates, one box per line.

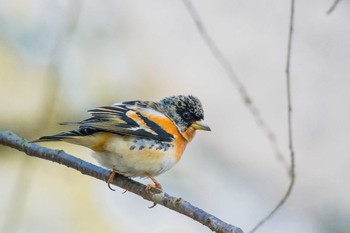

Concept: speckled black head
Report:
left=159, top=95, right=210, bottom=132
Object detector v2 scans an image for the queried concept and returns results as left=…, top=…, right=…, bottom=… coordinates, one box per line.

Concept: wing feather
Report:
left=69, top=102, right=175, bottom=142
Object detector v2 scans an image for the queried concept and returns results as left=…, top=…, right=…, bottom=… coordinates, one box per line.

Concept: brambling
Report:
left=34, top=95, right=210, bottom=190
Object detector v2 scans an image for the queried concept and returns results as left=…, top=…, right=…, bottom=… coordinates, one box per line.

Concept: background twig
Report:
left=327, top=0, right=341, bottom=14
left=182, top=0, right=287, bottom=168
left=182, top=0, right=296, bottom=231
left=0, top=131, right=244, bottom=233
left=249, top=0, right=296, bottom=232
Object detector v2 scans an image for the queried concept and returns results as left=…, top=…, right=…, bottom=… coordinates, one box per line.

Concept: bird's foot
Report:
left=107, top=170, right=116, bottom=191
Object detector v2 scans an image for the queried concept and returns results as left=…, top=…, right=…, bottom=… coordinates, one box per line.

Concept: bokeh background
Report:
left=1, top=1, right=350, bottom=233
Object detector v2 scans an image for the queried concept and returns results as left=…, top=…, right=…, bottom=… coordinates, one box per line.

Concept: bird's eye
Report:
left=183, top=112, right=191, bottom=120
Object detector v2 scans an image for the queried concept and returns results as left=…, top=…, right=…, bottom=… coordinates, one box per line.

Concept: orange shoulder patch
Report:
left=145, top=114, right=180, bottom=137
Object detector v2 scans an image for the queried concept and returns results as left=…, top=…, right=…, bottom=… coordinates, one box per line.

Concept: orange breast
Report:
left=145, top=114, right=189, bottom=161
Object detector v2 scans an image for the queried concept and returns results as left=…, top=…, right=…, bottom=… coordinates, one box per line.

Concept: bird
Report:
left=33, top=95, right=210, bottom=191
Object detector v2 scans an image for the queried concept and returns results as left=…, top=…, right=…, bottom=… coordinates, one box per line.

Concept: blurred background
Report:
left=1, top=0, right=350, bottom=232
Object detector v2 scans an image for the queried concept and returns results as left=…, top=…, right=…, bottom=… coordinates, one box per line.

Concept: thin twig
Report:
left=249, top=0, right=296, bottom=232
left=327, top=0, right=341, bottom=14
left=182, top=0, right=288, bottom=168
left=0, top=131, right=244, bottom=233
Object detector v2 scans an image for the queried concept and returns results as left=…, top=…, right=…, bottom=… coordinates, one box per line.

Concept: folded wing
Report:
left=62, top=101, right=175, bottom=142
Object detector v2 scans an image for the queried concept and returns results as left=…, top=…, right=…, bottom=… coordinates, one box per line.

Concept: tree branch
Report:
left=0, top=130, right=243, bottom=233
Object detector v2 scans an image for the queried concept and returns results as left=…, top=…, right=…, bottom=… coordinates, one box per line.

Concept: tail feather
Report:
left=32, top=127, right=99, bottom=143
left=32, top=131, right=80, bottom=143
left=59, top=121, right=80, bottom=125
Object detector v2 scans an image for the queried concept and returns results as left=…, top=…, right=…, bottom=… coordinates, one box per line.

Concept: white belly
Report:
left=91, top=135, right=178, bottom=177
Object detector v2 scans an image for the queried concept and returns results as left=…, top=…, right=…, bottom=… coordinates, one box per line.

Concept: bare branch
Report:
left=327, top=0, right=341, bottom=14
left=182, top=0, right=288, bottom=168
left=0, top=131, right=244, bottom=233
left=249, top=0, right=296, bottom=232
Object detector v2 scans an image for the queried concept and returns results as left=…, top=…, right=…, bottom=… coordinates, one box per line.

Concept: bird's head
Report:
left=160, top=95, right=210, bottom=141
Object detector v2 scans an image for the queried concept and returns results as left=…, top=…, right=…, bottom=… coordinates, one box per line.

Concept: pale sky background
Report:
left=1, top=1, right=350, bottom=233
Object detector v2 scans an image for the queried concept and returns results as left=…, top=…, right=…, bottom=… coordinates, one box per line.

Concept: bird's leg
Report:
left=107, top=170, right=116, bottom=191
left=145, top=173, right=162, bottom=208
left=145, top=173, right=163, bottom=191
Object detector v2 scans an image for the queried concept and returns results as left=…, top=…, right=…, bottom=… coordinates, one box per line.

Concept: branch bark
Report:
left=0, top=130, right=243, bottom=233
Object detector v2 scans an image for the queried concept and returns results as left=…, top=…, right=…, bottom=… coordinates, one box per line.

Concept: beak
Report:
left=191, top=120, right=211, bottom=131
